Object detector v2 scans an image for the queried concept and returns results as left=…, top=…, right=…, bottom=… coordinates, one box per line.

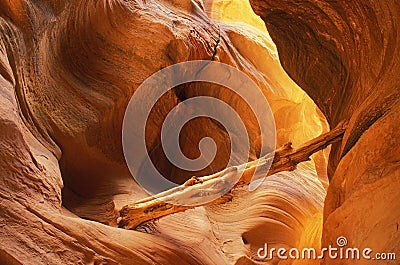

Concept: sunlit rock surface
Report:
left=1, top=0, right=329, bottom=264
left=251, top=0, right=400, bottom=264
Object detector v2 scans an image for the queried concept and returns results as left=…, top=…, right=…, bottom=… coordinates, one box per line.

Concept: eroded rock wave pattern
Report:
left=0, top=0, right=344, bottom=264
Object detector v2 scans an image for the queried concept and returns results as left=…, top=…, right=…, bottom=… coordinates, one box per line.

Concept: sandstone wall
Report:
left=250, top=0, right=400, bottom=264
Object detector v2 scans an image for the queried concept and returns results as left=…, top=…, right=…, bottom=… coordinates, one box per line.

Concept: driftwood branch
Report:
left=118, top=121, right=347, bottom=230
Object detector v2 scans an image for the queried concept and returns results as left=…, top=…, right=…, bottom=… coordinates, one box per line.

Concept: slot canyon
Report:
left=0, top=0, right=398, bottom=264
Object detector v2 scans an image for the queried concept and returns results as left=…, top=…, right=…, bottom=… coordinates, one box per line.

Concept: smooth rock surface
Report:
left=250, top=0, right=400, bottom=264
left=1, top=0, right=330, bottom=264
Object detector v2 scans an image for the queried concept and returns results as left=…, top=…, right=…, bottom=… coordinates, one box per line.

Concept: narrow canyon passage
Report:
left=0, top=0, right=398, bottom=265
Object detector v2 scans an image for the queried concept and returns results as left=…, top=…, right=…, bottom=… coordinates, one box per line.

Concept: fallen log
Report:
left=118, top=121, right=347, bottom=230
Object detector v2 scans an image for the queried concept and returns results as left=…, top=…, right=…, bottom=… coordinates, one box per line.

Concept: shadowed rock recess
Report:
left=0, top=0, right=397, bottom=265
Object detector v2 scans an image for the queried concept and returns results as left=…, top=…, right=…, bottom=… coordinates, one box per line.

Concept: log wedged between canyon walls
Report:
left=118, top=121, right=347, bottom=230
left=0, top=0, right=331, bottom=264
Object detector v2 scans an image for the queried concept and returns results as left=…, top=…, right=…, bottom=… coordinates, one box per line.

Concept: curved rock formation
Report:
left=250, top=0, right=400, bottom=264
left=3, top=0, right=388, bottom=264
